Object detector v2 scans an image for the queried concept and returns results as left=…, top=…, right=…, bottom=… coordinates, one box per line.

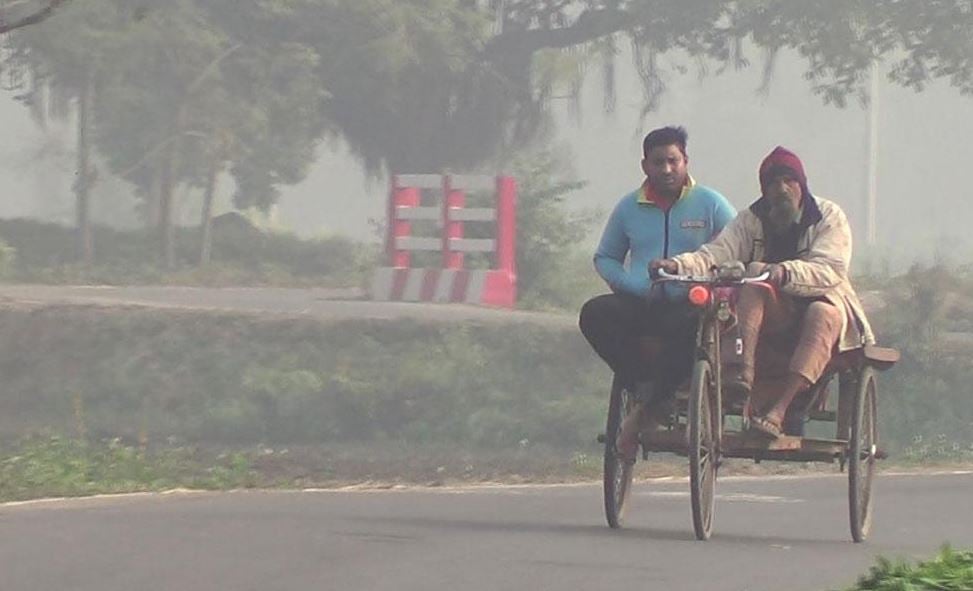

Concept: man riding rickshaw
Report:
left=579, top=126, right=736, bottom=460
left=652, top=146, right=875, bottom=439
left=593, top=145, right=891, bottom=541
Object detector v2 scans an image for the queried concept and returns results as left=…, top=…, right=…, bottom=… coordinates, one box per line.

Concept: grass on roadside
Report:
left=842, top=546, right=973, bottom=591
left=0, top=434, right=690, bottom=502
left=0, top=435, right=255, bottom=503
left=0, top=435, right=611, bottom=502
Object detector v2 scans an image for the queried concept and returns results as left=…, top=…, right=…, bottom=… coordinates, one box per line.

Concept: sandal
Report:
left=750, top=414, right=783, bottom=439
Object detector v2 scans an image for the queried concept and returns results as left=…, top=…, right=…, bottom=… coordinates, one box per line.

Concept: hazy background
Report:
left=1, top=0, right=972, bottom=501
left=3, top=45, right=971, bottom=267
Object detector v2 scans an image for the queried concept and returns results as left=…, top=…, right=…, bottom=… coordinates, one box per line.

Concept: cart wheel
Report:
left=604, top=375, right=635, bottom=528
left=848, top=366, right=878, bottom=543
left=689, top=359, right=718, bottom=540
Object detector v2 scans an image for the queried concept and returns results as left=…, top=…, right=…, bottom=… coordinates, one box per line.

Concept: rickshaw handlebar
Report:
left=655, top=268, right=771, bottom=285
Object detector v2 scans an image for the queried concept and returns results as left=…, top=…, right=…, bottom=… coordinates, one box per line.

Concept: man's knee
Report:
left=579, top=294, right=619, bottom=338
left=579, top=296, right=601, bottom=336
left=805, top=301, right=842, bottom=336
left=791, top=302, right=842, bottom=383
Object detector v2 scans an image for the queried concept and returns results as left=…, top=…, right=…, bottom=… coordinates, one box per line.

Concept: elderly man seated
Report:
left=652, top=147, right=874, bottom=438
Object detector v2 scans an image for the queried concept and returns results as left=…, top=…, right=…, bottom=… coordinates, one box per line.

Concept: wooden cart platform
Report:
left=641, top=427, right=849, bottom=463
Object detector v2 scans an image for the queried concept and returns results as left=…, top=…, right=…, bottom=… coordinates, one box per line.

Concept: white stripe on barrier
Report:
left=466, top=270, right=487, bottom=304
left=434, top=269, right=457, bottom=302
left=395, top=237, right=442, bottom=251
left=402, top=269, right=424, bottom=301
left=450, top=175, right=495, bottom=191
left=396, top=206, right=440, bottom=221
left=448, top=207, right=496, bottom=222
left=449, top=238, right=496, bottom=253
left=395, top=174, right=442, bottom=189
left=369, top=267, right=513, bottom=307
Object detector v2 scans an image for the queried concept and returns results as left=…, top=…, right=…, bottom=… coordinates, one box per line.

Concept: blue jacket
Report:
left=594, top=180, right=736, bottom=299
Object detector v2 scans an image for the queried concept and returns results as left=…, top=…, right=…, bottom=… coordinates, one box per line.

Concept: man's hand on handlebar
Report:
left=651, top=258, right=784, bottom=285
left=747, top=261, right=787, bottom=287
left=649, top=258, right=678, bottom=279
left=767, top=264, right=787, bottom=287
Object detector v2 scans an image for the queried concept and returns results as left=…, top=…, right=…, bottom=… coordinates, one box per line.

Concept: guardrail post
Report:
left=389, top=176, right=420, bottom=268
left=495, top=175, right=517, bottom=278
left=442, top=175, right=465, bottom=270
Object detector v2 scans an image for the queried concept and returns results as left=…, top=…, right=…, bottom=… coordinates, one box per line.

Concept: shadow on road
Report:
left=355, top=515, right=697, bottom=542
left=353, top=515, right=859, bottom=547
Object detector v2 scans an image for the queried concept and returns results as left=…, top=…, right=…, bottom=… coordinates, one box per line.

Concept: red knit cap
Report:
left=759, top=146, right=809, bottom=199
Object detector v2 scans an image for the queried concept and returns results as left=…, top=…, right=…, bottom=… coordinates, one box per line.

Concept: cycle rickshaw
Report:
left=600, top=266, right=899, bottom=542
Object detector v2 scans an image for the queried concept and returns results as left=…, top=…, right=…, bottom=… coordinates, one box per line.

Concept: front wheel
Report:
left=689, top=359, right=719, bottom=540
left=849, top=366, right=878, bottom=542
left=604, top=375, right=635, bottom=528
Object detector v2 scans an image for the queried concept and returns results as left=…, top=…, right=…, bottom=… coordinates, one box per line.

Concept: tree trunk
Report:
left=158, top=104, right=189, bottom=269
left=75, top=70, right=94, bottom=265
left=158, top=141, right=176, bottom=269
left=146, top=166, right=161, bottom=229
left=198, top=153, right=220, bottom=266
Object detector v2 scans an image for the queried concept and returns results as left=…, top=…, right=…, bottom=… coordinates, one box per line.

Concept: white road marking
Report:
left=636, top=491, right=804, bottom=503
left=4, top=470, right=971, bottom=508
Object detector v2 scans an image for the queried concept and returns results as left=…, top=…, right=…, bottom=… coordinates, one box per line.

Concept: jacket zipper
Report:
left=663, top=209, right=671, bottom=258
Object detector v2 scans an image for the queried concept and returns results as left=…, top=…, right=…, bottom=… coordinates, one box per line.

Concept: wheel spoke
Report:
left=689, top=358, right=718, bottom=540
left=604, top=377, right=636, bottom=529
left=849, top=370, right=878, bottom=542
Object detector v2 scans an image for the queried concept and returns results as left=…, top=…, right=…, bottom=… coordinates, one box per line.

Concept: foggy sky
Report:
left=2, top=47, right=972, bottom=269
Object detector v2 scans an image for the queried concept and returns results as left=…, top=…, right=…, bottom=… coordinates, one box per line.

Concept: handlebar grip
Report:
left=653, top=268, right=771, bottom=284
left=745, top=271, right=771, bottom=282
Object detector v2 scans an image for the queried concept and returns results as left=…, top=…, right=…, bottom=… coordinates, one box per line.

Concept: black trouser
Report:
left=579, top=293, right=698, bottom=397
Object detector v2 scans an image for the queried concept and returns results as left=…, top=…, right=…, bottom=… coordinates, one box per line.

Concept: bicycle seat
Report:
left=826, top=345, right=899, bottom=373
left=863, top=345, right=899, bottom=370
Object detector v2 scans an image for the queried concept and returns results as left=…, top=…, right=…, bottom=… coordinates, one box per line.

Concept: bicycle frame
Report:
left=657, top=268, right=772, bottom=442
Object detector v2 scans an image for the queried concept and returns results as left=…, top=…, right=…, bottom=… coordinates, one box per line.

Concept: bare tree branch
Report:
left=484, top=7, right=630, bottom=58
left=0, top=0, right=70, bottom=35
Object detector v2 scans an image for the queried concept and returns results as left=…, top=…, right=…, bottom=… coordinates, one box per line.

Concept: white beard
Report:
left=767, top=198, right=801, bottom=235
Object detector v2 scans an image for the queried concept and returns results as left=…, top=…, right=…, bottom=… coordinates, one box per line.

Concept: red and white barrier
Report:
left=370, top=174, right=517, bottom=308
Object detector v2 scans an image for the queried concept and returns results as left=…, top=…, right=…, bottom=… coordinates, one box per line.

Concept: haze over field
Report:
left=2, top=3, right=972, bottom=269
left=0, top=1, right=972, bottom=502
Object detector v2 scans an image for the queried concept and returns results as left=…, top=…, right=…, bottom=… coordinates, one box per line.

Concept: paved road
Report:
left=2, top=472, right=971, bottom=591
left=0, top=284, right=575, bottom=327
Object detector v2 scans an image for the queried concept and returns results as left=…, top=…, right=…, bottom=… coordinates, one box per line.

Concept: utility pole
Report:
left=866, top=65, right=880, bottom=246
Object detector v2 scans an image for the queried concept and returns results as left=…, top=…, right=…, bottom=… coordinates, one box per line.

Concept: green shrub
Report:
left=3, top=262, right=973, bottom=459
left=843, top=546, right=973, bottom=591
left=0, top=307, right=607, bottom=451
left=511, top=152, right=604, bottom=311
left=864, top=265, right=973, bottom=455
left=0, top=434, right=255, bottom=502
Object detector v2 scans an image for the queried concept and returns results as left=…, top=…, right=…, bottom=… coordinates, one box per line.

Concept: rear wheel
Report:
left=689, top=359, right=718, bottom=540
left=604, top=375, right=635, bottom=529
left=849, top=366, right=878, bottom=542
